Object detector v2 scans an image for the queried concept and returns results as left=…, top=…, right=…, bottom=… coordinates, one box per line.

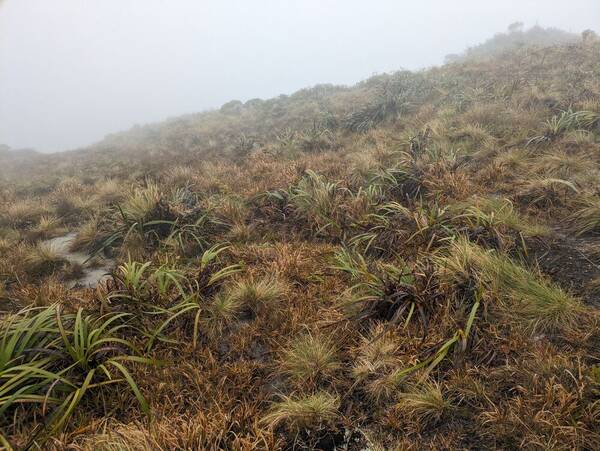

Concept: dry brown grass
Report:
left=2, top=39, right=600, bottom=451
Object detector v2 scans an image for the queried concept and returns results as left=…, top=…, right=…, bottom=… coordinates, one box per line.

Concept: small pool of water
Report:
left=43, top=233, right=114, bottom=288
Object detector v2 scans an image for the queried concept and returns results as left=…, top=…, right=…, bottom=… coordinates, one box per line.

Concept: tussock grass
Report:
left=451, top=196, right=549, bottom=247
left=287, top=170, right=344, bottom=237
left=201, top=291, right=244, bottom=338
left=95, top=178, right=124, bottom=204
left=31, top=215, right=64, bottom=240
left=2, top=33, right=600, bottom=450
left=352, top=325, right=399, bottom=381
left=24, top=242, right=66, bottom=276
left=572, top=196, right=600, bottom=235
left=121, top=183, right=162, bottom=222
left=262, top=392, right=339, bottom=430
left=2, top=200, right=48, bottom=227
left=227, top=276, right=286, bottom=307
left=536, top=151, right=590, bottom=178
left=516, top=177, right=579, bottom=208
left=0, top=237, right=13, bottom=253
left=395, top=381, right=452, bottom=427
left=438, top=238, right=583, bottom=330
left=280, top=333, right=340, bottom=386
left=70, top=216, right=103, bottom=251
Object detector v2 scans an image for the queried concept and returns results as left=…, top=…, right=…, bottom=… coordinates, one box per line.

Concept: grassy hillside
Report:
left=445, top=23, right=580, bottom=63
left=1, top=34, right=600, bottom=450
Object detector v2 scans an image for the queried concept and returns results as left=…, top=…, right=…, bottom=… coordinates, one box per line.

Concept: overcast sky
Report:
left=1, top=0, right=598, bottom=153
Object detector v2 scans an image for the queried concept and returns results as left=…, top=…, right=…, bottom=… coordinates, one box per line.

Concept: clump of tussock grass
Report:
left=0, top=237, right=13, bottom=253
left=578, top=98, right=600, bottom=114
left=31, top=215, right=63, bottom=240
left=586, top=277, right=600, bottom=296
left=261, top=392, right=339, bottom=430
left=227, top=276, right=286, bottom=309
left=2, top=199, right=47, bottom=227
left=164, top=165, right=196, bottom=187
left=208, top=194, right=249, bottom=226
left=54, top=193, right=96, bottom=218
left=490, top=147, right=531, bottom=172
left=95, top=178, right=124, bottom=204
left=280, top=333, right=340, bottom=387
left=352, top=326, right=405, bottom=401
left=352, top=325, right=399, bottom=382
left=394, top=381, right=453, bottom=428
left=70, top=216, right=104, bottom=252
left=121, top=183, right=162, bottom=222
left=571, top=196, right=600, bottom=235
left=449, top=123, right=495, bottom=151
left=516, top=177, right=579, bottom=208
left=200, top=290, right=244, bottom=338
left=225, top=221, right=255, bottom=243
left=534, top=151, right=591, bottom=179
left=286, top=170, right=344, bottom=236
left=438, top=238, right=583, bottom=330
left=450, top=196, right=548, bottom=248
left=24, top=242, right=67, bottom=276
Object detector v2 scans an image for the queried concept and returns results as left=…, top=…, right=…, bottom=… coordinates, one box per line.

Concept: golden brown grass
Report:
left=261, top=392, right=340, bottom=431
left=2, top=38, right=600, bottom=451
left=280, top=332, right=340, bottom=387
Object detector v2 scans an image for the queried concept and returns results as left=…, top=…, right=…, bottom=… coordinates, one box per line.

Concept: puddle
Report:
left=43, top=232, right=114, bottom=288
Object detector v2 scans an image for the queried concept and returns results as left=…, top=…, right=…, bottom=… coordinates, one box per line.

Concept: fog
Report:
left=1, top=0, right=598, bottom=153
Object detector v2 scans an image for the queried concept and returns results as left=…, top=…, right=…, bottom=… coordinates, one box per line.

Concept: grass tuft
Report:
left=395, top=381, right=452, bottom=427
left=280, top=333, right=340, bottom=387
left=572, top=196, right=600, bottom=235
left=438, top=238, right=584, bottom=330
left=262, top=392, right=339, bottom=430
left=24, top=242, right=66, bottom=276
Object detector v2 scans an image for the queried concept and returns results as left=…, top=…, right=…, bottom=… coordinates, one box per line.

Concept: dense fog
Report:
left=1, top=0, right=598, bottom=152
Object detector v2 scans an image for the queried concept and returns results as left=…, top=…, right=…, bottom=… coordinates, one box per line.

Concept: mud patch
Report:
left=43, top=233, right=114, bottom=288
left=527, top=231, right=600, bottom=307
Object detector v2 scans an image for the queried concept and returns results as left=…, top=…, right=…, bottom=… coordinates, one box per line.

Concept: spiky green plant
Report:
left=149, top=244, right=241, bottom=349
left=150, top=264, right=186, bottom=298
left=51, top=308, right=151, bottom=431
left=288, top=170, right=345, bottom=237
left=0, top=307, right=64, bottom=419
left=332, top=248, right=437, bottom=333
left=0, top=306, right=151, bottom=440
left=112, top=258, right=152, bottom=302
left=527, top=109, right=600, bottom=145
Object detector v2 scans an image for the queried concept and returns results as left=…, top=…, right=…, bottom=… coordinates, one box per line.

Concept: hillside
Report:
left=444, top=22, right=581, bottom=63
left=1, top=34, right=600, bottom=450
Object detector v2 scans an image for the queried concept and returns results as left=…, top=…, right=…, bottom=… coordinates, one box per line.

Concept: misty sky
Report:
left=1, top=0, right=599, bottom=153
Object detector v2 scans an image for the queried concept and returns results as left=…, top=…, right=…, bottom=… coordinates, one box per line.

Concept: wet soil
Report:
left=43, top=232, right=114, bottom=288
left=527, top=229, right=600, bottom=307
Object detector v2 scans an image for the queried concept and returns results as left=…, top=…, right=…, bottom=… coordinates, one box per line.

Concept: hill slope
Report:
left=1, top=36, right=600, bottom=449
